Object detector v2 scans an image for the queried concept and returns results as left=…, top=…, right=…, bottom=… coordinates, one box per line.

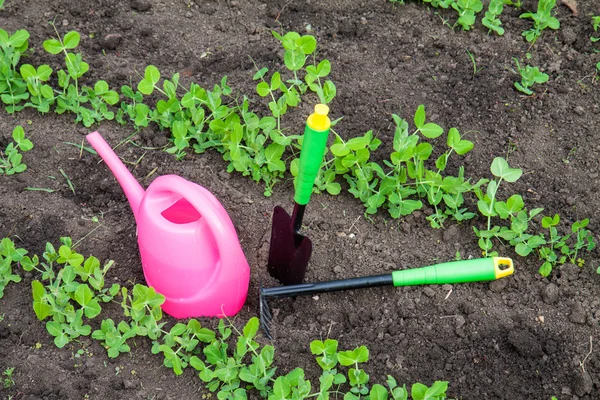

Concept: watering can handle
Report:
left=148, top=176, right=242, bottom=277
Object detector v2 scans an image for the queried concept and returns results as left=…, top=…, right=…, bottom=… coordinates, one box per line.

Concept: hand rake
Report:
left=260, top=257, right=514, bottom=338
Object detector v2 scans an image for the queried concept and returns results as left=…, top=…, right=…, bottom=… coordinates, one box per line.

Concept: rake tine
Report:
left=259, top=289, right=273, bottom=340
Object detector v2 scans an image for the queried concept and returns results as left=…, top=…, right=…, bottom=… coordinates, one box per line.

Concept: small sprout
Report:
left=513, top=58, right=548, bottom=95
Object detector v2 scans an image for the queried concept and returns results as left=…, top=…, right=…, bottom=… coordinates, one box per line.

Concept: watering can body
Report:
left=87, top=132, right=250, bottom=318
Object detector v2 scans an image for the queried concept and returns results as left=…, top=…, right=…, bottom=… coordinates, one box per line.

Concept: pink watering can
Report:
left=86, top=131, right=250, bottom=318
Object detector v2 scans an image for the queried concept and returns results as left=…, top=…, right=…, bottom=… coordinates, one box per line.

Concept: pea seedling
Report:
left=43, top=27, right=119, bottom=127
left=482, top=0, right=505, bottom=35
left=0, top=125, right=33, bottom=175
left=0, top=28, right=30, bottom=113
left=513, top=58, right=549, bottom=95
left=520, top=0, right=560, bottom=44
left=592, top=16, right=600, bottom=43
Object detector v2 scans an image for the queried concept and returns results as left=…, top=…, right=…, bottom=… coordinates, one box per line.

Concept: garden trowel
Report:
left=267, top=104, right=331, bottom=285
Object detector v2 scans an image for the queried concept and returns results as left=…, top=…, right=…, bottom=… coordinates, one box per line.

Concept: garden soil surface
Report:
left=1, top=0, right=600, bottom=399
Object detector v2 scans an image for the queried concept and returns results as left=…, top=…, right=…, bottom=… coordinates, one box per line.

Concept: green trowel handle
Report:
left=392, top=257, right=514, bottom=286
left=294, top=124, right=330, bottom=205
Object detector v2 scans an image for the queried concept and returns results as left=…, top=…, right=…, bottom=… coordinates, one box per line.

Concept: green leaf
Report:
left=411, top=383, right=428, bottom=400
left=253, top=67, right=268, bottom=80
left=490, top=157, right=522, bottom=182
left=337, top=346, right=369, bottom=366
left=453, top=139, right=473, bottom=155
left=419, top=123, right=443, bottom=139
left=256, top=82, right=270, bottom=97
left=63, top=31, right=80, bottom=49
left=270, top=72, right=281, bottom=90
left=243, top=317, right=259, bottom=339
left=144, top=65, right=161, bottom=85
left=298, top=35, right=317, bottom=54
left=284, top=48, right=306, bottom=71
left=370, top=384, right=388, bottom=400
left=102, top=90, right=120, bottom=105
left=542, top=214, right=560, bottom=228
left=414, top=105, right=425, bottom=128
left=316, top=59, right=331, bottom=76
left=75, top=284, right=102, bottom=318
left=7, top=29, right=30, bottom=48
left=425, top=381, right=449, bottom=398
left=43, top=39, right=63, bottom=54
left=539, top=261, right=552, bottom=277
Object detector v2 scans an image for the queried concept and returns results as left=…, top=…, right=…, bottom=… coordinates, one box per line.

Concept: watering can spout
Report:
left=86, top=131, right=145, bottom=219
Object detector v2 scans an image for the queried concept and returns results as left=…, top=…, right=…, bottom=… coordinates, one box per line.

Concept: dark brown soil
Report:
left=1, top=0, right=600, bottom=399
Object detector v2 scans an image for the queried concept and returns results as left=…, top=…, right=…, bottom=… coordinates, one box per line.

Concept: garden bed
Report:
left=1, top=0, right=600, bottom=399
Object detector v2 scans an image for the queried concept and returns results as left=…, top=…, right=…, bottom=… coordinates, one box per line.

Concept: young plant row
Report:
left=0, top=27, right=597, bottom=275
left=0, top=236, right=450, bottom=400
left=391, top=0, right=561, bottom=42
left=1, top=26, right=335, bottom=196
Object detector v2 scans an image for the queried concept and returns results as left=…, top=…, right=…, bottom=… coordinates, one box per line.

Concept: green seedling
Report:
left=452, top=0, right=484, bottom=31
left=153, top=318, right=216, bottom=376
left=19, top=64, right=54, bottom=112
left=0, top=237, right=29, bottom=299
left=43, top=27, right=119, bottom=127
left=22, top=237, right=120, bottom=348
left=190, top=318, right=272, bottom=396
left=473, top=157, right=524, bottom=256
left=0, top=125, right=33, bottom=175
left=59, top=167, right=75, bottom=194
left=0, top=0, right=5, bottom=10
left=513, top=58, right=549, bottom=95
left=482, top=0, right=505, bottom=35
left=2, top=367, right=15, bottom=388
left=422, top=0, right=455, bottom=9
left=466, top=49, right=484, bottom=75
left=0, top=28, right=30, bottom=113
left=538, top=216, right=597, bottom=276
left=520, top=0, right=560, bottom=44
left=592, top=16, right=600, bottom=43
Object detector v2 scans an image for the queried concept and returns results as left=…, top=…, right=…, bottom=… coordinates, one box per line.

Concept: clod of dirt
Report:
left=507, top=329, right=544, bottom=358
left=489, top=278, right=507, bottom=293
left=569, top=302, right=586, bottom=325
left=130, top=0, right=152, bottom=12
left=574, top=371, right=593, bottom=396
left=102, top=33, right=123, bottom=50
left=560, top=27, right=578, bottom=46
left=541, top=283, right=560, bottom=304
left=559, top=263, right=581, bottom=281
left=442, top=224, right=460, bottom=243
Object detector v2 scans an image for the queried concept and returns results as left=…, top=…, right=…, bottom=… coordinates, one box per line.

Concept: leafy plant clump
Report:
left=23, top=237, right=120, bottom=348
left=520, top=0, right=560, bottom=44
left=592, top=16, right=600, bottom=43
left=0, top=237, right=29, bottom=298
left=472, top=158, right=596, bottom=276
left=451, top=0, right=484, bottom=30
left=42, top=27, right=119, bottom=126
left=304, top=105, right=479, bottom=229
left=513, top=58, right=549, bottom=95
left=1, top=125, right=33, bottom=174
left=2, top=367, right=15, bottom=388
left=482, top=0, right=505, bottom=35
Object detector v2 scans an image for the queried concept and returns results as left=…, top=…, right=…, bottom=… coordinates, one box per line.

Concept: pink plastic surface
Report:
left=86, top=131, right=250, bottom=318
